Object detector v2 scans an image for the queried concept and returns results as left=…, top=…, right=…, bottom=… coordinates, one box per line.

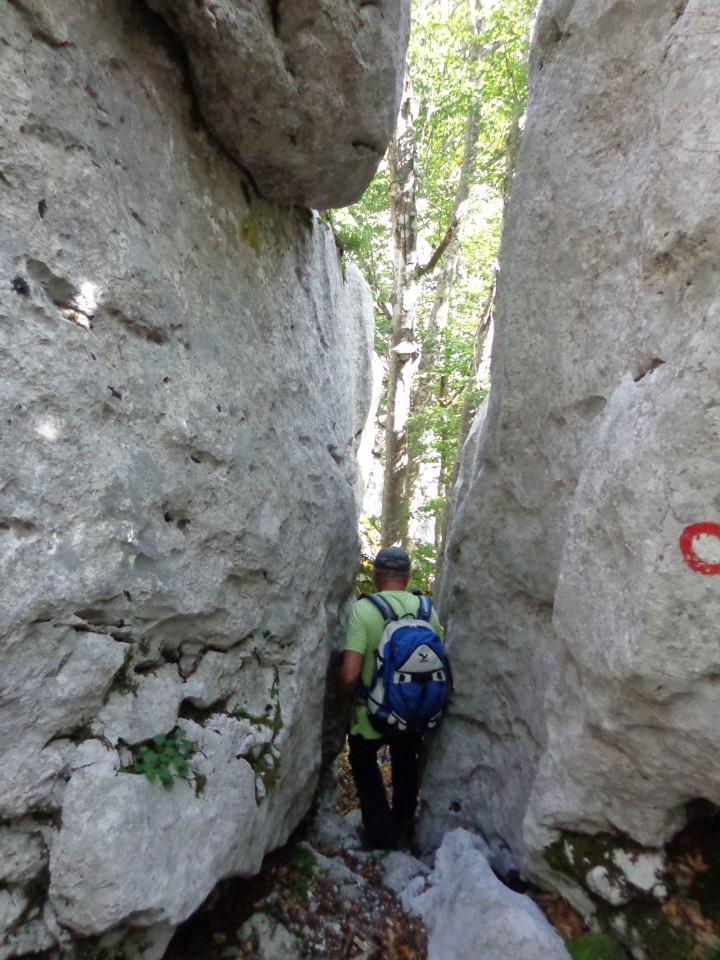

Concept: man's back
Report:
left=345, top=591, right=443, bottom=740
left=339, top=548, right=443, bottom=850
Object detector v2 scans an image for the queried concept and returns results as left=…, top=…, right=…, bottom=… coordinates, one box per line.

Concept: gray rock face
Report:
left=237, top=913, right=302, bottom=960
left=1, top=0, right=374, bottom=953
left=146, top=0, right=411, bottom=209
left=399, top=831, right=570, bottom=960
left=424, top=0, right=720, bottom=893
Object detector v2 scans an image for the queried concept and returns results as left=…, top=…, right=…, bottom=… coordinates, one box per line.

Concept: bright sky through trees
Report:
left=332, top=0, right=537, bottom=591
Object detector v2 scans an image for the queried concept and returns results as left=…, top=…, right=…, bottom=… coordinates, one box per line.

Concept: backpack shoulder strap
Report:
left=416, top=594, right=432, bottom=623
left=362, top=594, right=399, bottom=622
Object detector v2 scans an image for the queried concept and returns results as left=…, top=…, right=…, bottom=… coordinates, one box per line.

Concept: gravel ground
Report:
left=163, top=745, right=588, bottom=960
left=164, top=746, right=427, bottom=960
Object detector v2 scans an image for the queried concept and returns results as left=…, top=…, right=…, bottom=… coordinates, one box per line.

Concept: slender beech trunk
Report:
left=417, top=106, right=481, bottom=392
left=405, top=102, right=481, bottom=550
left=381, top=76, right=420, bottom=548
left=439, top=100, right=523, bottom=540
left=403, top=2, right=486, bottom=555
left=434, top=302, right=493, bottom=576
left=382, top=0, right=497, bottom=551
left=436, top=73, right=526, bottom=566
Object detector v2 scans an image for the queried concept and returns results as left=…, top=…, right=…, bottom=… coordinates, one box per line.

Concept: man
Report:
left=338, top=547, right=443, bottom=850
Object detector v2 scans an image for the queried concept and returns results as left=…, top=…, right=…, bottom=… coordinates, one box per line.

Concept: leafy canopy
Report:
left=337, top=0, right=536, bottom=571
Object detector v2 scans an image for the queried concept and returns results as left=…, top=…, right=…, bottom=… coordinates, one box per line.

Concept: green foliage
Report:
left=109, top=646, right=139, bottom=697
left=622, top=902, right=697, bottom=960
left=329, top=169, right=393, bottom=349
left=288, top=843, right=318, bottom=899
left=335, top=0, right=535, bottom=566
left=14, top=869, right=50, bottom=933
left=354, top=515, right=437, bottom=597
left=408, top=540, right=437, bottom=596
left=252, top=747, right=281, bottom=793
left=546, top=824, right=720, bottom=960
left=404, top=2, right=533, bottom=542
left=355, top=514, right=382, bottom=596
left=564, top=933, right=628, bottom=960
left=410, top=0, right=535, bottom=238
left=131, top=729, right=196, bottom=790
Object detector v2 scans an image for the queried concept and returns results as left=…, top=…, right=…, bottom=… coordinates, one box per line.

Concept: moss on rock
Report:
left=564, top=932, right=628, bottom=960
left=545, top=810, right=720, bottom=960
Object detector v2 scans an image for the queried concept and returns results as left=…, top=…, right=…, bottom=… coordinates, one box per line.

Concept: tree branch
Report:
left=503, top=49, right=521, bottom=103
left=416, top=214, right=460, bottom=278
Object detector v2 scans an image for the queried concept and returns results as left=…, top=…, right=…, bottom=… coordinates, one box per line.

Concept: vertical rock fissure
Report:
left=268, top=0, right=281, bottom=37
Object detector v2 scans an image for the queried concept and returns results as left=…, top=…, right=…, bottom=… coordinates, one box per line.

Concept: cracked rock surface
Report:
left=145, top=0, right=411, bottom=209
left=0, top=0, right=374, bottom=954
left=423, top=0, right=720, bottom=901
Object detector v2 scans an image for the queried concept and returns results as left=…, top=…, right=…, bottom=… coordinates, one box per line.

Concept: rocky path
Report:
left=163, top=749, right=427, bottom=960
left=163, top=747, right=595, bottom=960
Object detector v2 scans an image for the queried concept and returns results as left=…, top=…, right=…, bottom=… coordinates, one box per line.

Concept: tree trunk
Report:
left=381, top=76, right=420, bottom=548
left=403, top=3, right=486, bottom=554
left=435, top=274, right=493, bottom=569
left=405, top=102, right=481, bottom=547
left=438, top=81, right=523, bottom=547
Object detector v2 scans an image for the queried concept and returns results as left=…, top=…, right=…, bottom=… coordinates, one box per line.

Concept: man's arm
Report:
left=337, top=601, right=369, bottom=722
left=337, top=650, right=363, bottom=726
left=338, top=650, right=363, bottom=700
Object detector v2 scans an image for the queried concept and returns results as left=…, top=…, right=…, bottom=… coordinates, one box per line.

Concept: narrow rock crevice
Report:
left=671, top=0, right=690, bottom=25
left=268, top=0, right=281, bottom=37
left=633, top=357, right=666, bottom=382
left=7, top=0, right=73, bottom=49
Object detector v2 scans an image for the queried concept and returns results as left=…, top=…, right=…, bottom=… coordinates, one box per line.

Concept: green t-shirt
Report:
left=344, top=591, right=444, bottom=740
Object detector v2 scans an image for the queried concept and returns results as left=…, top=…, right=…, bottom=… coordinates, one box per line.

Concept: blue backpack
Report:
left=363, top=594, right=450, bottom=735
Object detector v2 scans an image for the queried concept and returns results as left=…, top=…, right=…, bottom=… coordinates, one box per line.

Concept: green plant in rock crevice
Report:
left=545, top=825, right=720, bottom=960
left=288, top=842, right=318, bottom=899
left=130, top=729, right=196, bottom=790
left=564, top=932, right=628, bottom=960
left=108, top=645, right=138, bottom=698
left=252, top=743, right=282, bottom=796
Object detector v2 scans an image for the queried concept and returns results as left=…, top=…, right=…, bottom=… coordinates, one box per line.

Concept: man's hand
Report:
left=338, top=651, right=363, bottom=700
left=336, top=650, right=364, bottom=729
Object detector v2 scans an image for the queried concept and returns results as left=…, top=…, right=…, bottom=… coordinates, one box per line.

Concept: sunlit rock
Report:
left=425, top=0, right=720, bottom=945
left=400, top=830, right=571, bottom=960
left=1, top=0, right=375, bottom=953
left=146, top=0, right=411, bottom=208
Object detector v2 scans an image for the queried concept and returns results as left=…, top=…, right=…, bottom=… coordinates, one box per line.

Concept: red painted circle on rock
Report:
left=679, top=522, right=720, bottom=575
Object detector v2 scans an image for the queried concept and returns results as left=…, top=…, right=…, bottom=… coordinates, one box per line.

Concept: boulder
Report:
left=49, top=735, right=263, bottom=934
left=425, top=0, right=720, bottom=902
left=145, top=0, right=411, bottom=208
left=399, top=830, right=570, bottom=960
left=1, top=0, right=375, bottom=953
left=237, top=913, right=302, bottom=960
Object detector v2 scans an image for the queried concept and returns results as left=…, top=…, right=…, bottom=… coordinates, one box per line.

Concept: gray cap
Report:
left=373, top=547, right=411, bottom=572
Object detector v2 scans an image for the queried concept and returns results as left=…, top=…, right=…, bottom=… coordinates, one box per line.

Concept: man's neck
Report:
left=375, top=579, right=410, bottom=593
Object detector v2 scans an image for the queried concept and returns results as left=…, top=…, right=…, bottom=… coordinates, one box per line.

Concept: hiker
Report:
left=338, top=547, right=446, bottom=850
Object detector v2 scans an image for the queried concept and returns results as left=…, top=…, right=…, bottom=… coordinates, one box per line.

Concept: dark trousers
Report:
left=347, top=731, right=423, bottom=847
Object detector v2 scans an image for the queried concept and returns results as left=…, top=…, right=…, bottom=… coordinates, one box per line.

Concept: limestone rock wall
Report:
left=424, top=0, right=720, bottom=899
left=0, top=2, right=377, bottom=956
left=146, top=0, right=411, bottom=209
